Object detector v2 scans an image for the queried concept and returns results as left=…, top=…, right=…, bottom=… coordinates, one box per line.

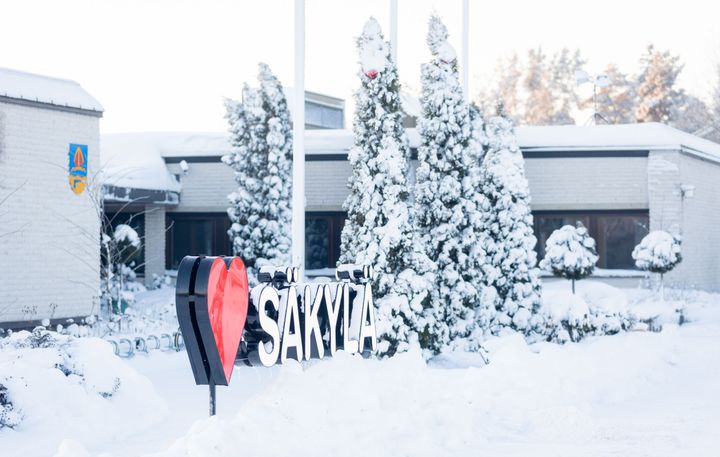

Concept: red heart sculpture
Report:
left=206, top=257, right=249, bottom=383
left=176, top=256, right=249, bottom=386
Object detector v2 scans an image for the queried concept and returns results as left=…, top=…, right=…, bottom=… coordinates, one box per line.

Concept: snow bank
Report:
left=144, top=306, right=720, bottom=457
left=0, top=330, right=166, bottom=457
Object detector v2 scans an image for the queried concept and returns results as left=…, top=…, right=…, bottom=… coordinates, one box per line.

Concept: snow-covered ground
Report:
left=2, top=281, right=719, bottom=457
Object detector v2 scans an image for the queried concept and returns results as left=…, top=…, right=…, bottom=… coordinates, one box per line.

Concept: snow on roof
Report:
left=100, top=122, right=720, bottom=192
left=0, top=66, right=103, bottom=113
left=101, top=133, right=182, bottom=192
left=516, top=122, right=720, bottom=160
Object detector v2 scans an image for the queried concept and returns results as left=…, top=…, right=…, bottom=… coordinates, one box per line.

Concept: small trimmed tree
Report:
left=540, top=222, right=598, bottom=294
left=632, top=230, right=682, bottom=300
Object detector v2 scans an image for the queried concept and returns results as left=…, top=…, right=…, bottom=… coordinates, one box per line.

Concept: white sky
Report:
left=1, top=0, right=718, bottom=133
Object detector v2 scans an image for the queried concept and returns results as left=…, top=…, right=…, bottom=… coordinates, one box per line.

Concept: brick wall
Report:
left=143, top=205, right=166, bottom=286
left=525, top=156, right=648, bottom=211
left=0, top=101, right=101, bottom=324
left=672, top=153, right=720, bottom=291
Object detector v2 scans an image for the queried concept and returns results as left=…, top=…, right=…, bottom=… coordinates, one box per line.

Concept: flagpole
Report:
left=461, top=0, right=469, bottom=98
left=292, top=0, right=306, bottom=275
left=390, top=0, right=398, bottom=64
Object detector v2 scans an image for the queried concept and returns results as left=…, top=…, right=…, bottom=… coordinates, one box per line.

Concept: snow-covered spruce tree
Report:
left=339, top=18, right=417, bottom=357
left=223, top=85, right=268, bottom=283
left=540, top=222, right=598, bottom=294
left=477, top=108, right=544, bottom=339
left=413, top=16, right=484, bottom=354
left=632, top=231, right=682, bottom=300
left=257, top=63, right=292, bottom=267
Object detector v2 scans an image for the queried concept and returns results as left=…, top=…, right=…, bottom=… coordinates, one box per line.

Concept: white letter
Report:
left=325, top=283, right=344, bottom=356
left=357, top=283, right=377, bottom=353
left=280, top=285, right=304, bottom=363
left=303, top=285, right=325, bottom=360
left=250, top=286, right=281, bottom=367
left=343, top=284, right=359, bottom=354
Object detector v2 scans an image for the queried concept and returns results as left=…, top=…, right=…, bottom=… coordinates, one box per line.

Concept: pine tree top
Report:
left=426, top=15, right=456, bottom=64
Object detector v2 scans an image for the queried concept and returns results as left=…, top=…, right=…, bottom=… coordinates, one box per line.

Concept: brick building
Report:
left=102, top=118, right=720, bottom=291
left=0, top=67, right=103, bottom=326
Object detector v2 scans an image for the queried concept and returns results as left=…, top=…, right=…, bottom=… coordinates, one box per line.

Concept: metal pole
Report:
left=390, top=0, right=398, bottom=64
left=292, top=0, right=306, bottom=275
left=461, top=0, right=470, bottom=98
left=209, top=382, right=216, bottom=416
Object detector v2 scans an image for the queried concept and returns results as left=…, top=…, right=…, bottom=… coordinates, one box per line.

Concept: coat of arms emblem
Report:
left=68, top=144, right=88, bottom=195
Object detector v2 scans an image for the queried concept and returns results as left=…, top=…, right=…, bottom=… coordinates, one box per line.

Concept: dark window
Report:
left=533, top=210, right=649, bottom=270
left=166, top=213, right=231, bottom=269
left=105, top=212, right=145, bottom=274
left=305, top=101, right=343, bottom=129
left=305, top=212, right=345, bottom=269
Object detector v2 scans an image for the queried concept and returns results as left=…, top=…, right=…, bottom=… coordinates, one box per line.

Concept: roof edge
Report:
left=0, top=94, right=103, bottom=118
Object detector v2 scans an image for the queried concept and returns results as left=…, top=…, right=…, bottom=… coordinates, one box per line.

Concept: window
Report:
left=533, top=211, right=649, bottom=270
left=305, top=101, right=343, bottom=129
left=305, top=212, right=345, bottom=269
left=166, top=213, right=231, bottom=269
left=105, top=212, right=145, bottom=274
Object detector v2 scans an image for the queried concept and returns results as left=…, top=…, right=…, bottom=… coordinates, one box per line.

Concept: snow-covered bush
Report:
left=540, top=222, right=598, bottom=293
left=339, top=18, right=418, bottom=357
left=541, top=281, right=635, bottom=343
left=224, top=64, right=292, bottom=283
left=477, top=112, right=544, bottom=339
left=632, top=231, right=682, bottom=299
left=413, top=16, right=484, bottom=354
left=0, top=328, right=165, bottom=452
left=632, top=231, right=682, bottom=274
left=100, top=224, right=145, bottom=315
left=0, top=379, right=22, bottom=429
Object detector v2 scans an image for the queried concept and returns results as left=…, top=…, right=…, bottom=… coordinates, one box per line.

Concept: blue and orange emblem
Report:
left=68, top=144, right=88, bottom=195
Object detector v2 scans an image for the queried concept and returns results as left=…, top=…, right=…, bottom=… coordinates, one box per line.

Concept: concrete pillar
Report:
left=143, top=205, right=166, bottom=286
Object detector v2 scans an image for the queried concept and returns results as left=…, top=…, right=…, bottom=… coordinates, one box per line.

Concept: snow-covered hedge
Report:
left=632, top=231, right=682, bottom=274
left=0, top=328, right=164, bottom=433
left=541, top=281, right=635, bottom=343
left=540, top=223, right=598, bottom=292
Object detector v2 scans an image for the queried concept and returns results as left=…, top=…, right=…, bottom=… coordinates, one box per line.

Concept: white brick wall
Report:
left=168, top=161, right=236, bottom=212
left=525, top=156, right=648, bottom=211
left=669, top=153, right=720, bottom=291
left=0, top=101, right=101, bottom=324
left=143, top=205, right=166, bottom=286
left=168, top=159, right=353, bottom=213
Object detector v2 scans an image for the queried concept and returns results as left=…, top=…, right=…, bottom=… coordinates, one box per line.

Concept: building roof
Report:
left=101, top=133, right=182, bottom=193
left=516, top=123, right=720, bottom=161
left=100, top=122, right=720, bottom=194
left=0, top=66, right=103, bottom=114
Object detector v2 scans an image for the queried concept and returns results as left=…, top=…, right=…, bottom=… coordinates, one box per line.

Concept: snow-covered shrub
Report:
left=224, top=63, right=292, bottom=283
left=339, top=18, right=418, bottom=357
left=0, top=379, right=22, bottom=429
left=632, top=231, right=682, bottom=300
left=100, top=224, right=145, bottom=315
left=413, top=16, right=485, bottom=354
left=540, top=222, right=598, bottom=293
left=541, top=281, right=635, bottom=343
left=477, top=112, right=544, bottom=339
left=632, top=231, right=682, bottom=274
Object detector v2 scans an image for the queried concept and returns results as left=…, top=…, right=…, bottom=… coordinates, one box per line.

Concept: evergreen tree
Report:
left=414, top=16, right=483, bottom=354
left=223, top=85, right=267, bottom=282
left=539, top=222, right=598, bottom=294
left=477, top=110, right=543, bottom=338
left=223, top=65, right=293, bottom=281
left=258, top=63, right=292, bottom=266
left=339, top=18, right=417, bottom=357
left=636, top=45, right=684, bottom=123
